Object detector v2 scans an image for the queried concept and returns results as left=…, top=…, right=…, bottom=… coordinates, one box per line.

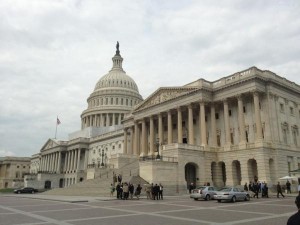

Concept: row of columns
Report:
left=63, top=149, right=81, bottom=173
left=82, top=113, right=124, bottom=129
left=40, top=152, right=61, bottom=173
left=123, top=92, right=263, bottom=155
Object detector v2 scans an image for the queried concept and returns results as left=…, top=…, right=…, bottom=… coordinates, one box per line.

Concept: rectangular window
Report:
left=290, top=107, right=294, bottom=115
left=116, top=98, right=118, bottom=105
left=280, top=103, right=284, bottom=112
left=217, top=135, right=221, bottom=147
left=229, top=110, right=232, bottom=116
left=245, top=131, right=249, bottom=143
left=243, top=106, right=246, bottom=113
left=283, top=129, right=288, bottom=144
left=215, top=113, right=219, bottom=119
left=230, top=133, right=234, bottom=144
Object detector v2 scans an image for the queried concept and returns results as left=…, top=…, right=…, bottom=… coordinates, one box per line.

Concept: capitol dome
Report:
left=81, top=43, right=143, bottom=129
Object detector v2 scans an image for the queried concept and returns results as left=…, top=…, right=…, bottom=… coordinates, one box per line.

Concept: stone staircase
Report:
left=43, top=160, right=149, bottom=196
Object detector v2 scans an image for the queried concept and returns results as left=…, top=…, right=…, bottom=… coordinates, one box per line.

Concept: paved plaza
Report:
left=0, top=194, right=297, bottom=225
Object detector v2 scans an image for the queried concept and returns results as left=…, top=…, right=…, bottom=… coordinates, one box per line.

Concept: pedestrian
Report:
left=244, top=182, right=248, bottom=191
left=145, top=184, right=151, bottom=200
left=153, top=184, right=159, bottom=200
left=151, top=183, right=154, bottom=200
left=286, top=180, right=292, bottom=194
left=262, top=183, right=269, bottom=198
left=189, top=182, right=194, bottom=194
left=253, top=182, right=259, bottom=198
left=277, top=182, right=285, bottom=198
left=110, top=183, right=115, bottom=197
left=159, top=183, right=164, bottom=200
left=129, top=183, right=134, bottom=200
left=123, top=182, right=129, bottom=200
left=116, top=183, right=122, bottom=199
left=135, top=184, right=142, bottom=200
left=287, top=195, right=300, bottom=225
left=117, top=174, right=122, bottom=183
left=298, top=182, right=300, bottom=195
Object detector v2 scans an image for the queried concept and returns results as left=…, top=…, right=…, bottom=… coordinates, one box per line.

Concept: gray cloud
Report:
left=0, top=0, right=299, bottom=157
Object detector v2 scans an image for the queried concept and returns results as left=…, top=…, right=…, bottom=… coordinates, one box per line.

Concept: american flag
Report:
left=57, top=117, right=61, bottom=125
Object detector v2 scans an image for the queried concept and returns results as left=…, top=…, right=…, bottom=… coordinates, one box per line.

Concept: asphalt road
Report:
left=0, top=194, right=297, bottom=225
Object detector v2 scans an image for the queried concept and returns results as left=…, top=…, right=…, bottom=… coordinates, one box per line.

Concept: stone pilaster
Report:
left=188, top=104, right=194, bottom=145
left=177, top=107, right=183, bottom=144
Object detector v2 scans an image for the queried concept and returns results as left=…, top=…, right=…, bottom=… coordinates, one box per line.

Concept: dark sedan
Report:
left=14, top=187, right=38, bottom=194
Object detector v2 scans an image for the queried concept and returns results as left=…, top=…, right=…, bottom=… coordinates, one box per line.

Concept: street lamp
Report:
left=156, top=138, right=161, bottom=159
left=101, top=149, right=104, bottom=166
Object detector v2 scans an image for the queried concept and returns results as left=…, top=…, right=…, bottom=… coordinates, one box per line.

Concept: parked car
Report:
left=190, top=186, right=218, bottom=200
left=14, top=187, right=38, bottom=194
left=214, top=187, right=250, bottom=203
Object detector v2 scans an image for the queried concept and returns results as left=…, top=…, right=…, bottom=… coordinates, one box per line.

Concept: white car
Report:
left=214, top=187, right=250, bottom=203
left=190, top=186, right=217, bottom=201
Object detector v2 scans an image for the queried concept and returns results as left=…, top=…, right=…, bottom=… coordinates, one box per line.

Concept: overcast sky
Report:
left=0, top=0, right=300, bottom=157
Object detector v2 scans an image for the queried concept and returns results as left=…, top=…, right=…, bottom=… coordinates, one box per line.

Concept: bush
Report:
left=0, top=188, right=14, bottom=193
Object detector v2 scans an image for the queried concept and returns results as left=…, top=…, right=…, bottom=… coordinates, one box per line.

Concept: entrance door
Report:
left=44, top=180, right=51, bottom=189
left=59, top=179, right=63, bottom=188
left=185, top=163, right=197, bottom=188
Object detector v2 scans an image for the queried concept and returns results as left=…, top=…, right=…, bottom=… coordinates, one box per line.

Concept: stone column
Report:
left=64, top=153, right=68, bottom=172
left=149, top=116, right=154, bottom=155
left=57, top=152, right=61, bottom=173
left=134, top=122, right=139, bottom=155
left=67, top=151, right=72, bottom=172
left=100, top=114, right=104, bottom=127
left=223, top=99, right=231, bottom=145
left=237, top=95, right=246, bottom=144
left=112, top=113, right=115, bottom=125
left=130, top=127, right=134, bottom=155
left=167, top=110, right=173, bottom=144
left=73, top=149, right=77, bottom=171
left=83, top=149, right=88, bottom=170
left=200, top=102, right=207, bottom=146
left=124, top=129, right=128, bottom=154
left=141, top=119, right=146, bottom=156
left=119, top=113, right=122, bottom=125
left=253, top=92, right=263, bottom=140
left=106, top=113, right=110, bottom=127
left=77, top=149, right=81, bottom=171
left=188, top=104, right=194, bottom=145
left=158, top=113, right=163, bottom=143
left=210, top=104, right=217, bottom=146
left=177, top=107, right=183, bottom=144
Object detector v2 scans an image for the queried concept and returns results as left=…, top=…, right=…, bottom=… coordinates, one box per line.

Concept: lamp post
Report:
left=156, top=138, right=161, bottom=159
left=101, top=149, right=104, bottom=166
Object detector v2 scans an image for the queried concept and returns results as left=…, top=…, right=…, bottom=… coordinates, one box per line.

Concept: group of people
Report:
left=145, top=183, right=164, bottom=200
left=110, top=182, right=142, bottom=200
left=110, top=173, right=163, bottom=200
left=244, top=181, right=269, bottom=198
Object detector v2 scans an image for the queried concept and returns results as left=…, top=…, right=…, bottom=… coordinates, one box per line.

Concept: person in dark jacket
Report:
left=287, top=195, right=300, bottom=225
left=277, top=182, right=285, bottom=198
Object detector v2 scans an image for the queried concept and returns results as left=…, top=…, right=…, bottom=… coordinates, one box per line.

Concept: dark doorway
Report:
left=183, top=138, right=187, bottom=144
left=185, top=163, right=197, bottom=188
left=44, top=180, right=51, bottom=189
left=59, top=178, right=63, bottom=188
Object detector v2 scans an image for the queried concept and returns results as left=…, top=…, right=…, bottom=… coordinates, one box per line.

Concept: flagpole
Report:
left=55, top=116, right=58, bottom=139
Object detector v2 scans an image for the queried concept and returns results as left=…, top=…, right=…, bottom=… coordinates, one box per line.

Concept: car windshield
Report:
left=219, top=188, right=232, bottom=192
left=196, top=186, right=206, bottom=190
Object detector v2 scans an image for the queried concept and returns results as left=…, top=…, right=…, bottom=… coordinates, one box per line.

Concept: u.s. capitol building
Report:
left=27, top=43, right=300, bottom=194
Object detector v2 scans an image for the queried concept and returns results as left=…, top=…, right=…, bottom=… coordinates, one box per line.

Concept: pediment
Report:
left=40, top=139, right=59, bottom=152
left=135, top=87, right=199, bottom=111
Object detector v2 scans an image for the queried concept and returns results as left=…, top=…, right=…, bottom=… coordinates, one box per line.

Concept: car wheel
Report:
left=205, top=195, right=211, bottom=201
left=194, top=198, right=198, bottom=201
left=217, top=200, right=221, bottom=203
left=245, top=194, right=250, bottom=201
left=17, top=191, right=21, bottom=194
left=232, top=196, right=236, bottom=203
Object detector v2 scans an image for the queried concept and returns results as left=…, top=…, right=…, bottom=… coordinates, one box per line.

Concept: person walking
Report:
left=287, top=195, right=300, bottom=225
left=244, top=182, right=249, bottom=191
left=129, top=183, right=134, bottom=200
left=135, top=184, right=142, bottom=200
left=253, top=182, right=259, bottom=199
left=277, top=182, right=285, bottom=198
left=159, top=183, right=164, bottom=200
left=123, top=182, right=129, bottom=200
left=110, top=183, right=115, bottom=197
left=286, top=180, right=292, bottom=194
